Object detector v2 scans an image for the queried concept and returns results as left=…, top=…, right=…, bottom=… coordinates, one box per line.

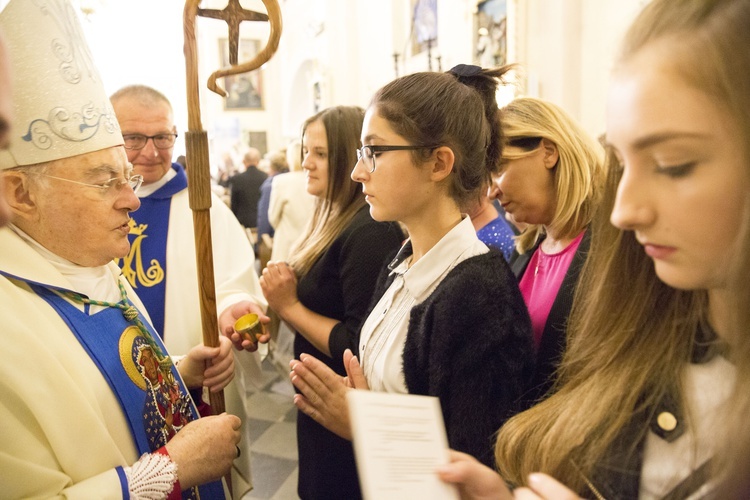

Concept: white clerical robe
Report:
left=0, top=227, right=145, bottom=498
left=145, top=187, right=266, bottom=498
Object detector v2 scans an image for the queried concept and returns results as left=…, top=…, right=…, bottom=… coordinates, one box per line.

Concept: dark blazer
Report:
left=511, top=229, right=591, bottom=406
left=588, top=324, right=724, bottom=499
left=228, top=165, right=267, bottom=228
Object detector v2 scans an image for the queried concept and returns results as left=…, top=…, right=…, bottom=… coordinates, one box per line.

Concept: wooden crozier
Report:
left=182, top=4, right=281, bottom=487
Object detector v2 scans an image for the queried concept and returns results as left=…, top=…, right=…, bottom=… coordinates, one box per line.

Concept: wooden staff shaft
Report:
left=183, top=3, right=224, bottom=414
left=183, top=4, right=231, bottom=495
left=184, top=130, right=225, bottom=412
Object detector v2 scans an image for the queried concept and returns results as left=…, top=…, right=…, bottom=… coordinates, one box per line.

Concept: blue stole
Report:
left=120, top=163, right=187, bottom=338
left=18, top=278, right=224, bottom=499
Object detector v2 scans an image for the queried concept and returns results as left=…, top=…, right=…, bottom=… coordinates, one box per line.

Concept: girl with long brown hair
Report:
left=256, top=105, right=404, bottom=499
left=438, top=0, right=750, bottom=497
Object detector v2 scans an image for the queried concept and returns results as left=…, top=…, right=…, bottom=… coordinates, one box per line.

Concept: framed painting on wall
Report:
left=411, top=0, right=437, bottom=56
left=475, top=0, right=507, bottom=68
left=219, top=38, right=263, bottom=110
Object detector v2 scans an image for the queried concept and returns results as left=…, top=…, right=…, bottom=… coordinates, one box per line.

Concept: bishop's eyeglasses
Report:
left=39, top=172, right=144, bottom=197
left=356, top=145, right=438, bottom=173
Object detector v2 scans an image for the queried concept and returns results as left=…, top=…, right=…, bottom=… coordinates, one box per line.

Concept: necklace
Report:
left=534, top=252, right=545, bottom=276
left=62, top=279, right=169, bottom=362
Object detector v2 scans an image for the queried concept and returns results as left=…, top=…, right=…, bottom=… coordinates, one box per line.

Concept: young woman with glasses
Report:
left=257, top=105, right=404, bottom=500
left=288, top=65, right=534, bottom=471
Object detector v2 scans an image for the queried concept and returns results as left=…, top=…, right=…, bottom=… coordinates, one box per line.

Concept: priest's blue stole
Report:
left=120, top=163, right=188, bottom=338
left=26, top=280, right=225, bottom=500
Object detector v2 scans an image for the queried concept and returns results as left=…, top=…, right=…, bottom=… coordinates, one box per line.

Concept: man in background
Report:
left=111, top=85, right=267, bottom=498
left=227, top=147, right=267, bottom=229
left=256, top=150, right=289, bottom=249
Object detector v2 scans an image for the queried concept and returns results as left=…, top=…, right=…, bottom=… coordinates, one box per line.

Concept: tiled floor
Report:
left=241, top=354, right=300, bottom=500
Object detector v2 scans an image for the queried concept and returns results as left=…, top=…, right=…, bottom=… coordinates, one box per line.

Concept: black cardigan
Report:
left=373, top=248, right=534, bottom=467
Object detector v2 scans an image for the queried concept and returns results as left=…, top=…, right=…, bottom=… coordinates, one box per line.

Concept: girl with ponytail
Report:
left=289, top=65, right=534, bottom=474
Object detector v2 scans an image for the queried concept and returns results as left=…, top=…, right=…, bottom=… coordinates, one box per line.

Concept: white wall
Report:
left=4, top=0, right=652, bottom=160
left=270, top=0, right=645, bottom=138
left=78, top=1, right=188, bottom=154
left=513, top=0, right=645, bottom=137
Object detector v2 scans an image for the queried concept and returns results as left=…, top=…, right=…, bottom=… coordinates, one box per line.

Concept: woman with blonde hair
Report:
left=253, top=106, right=404, bottom=499
left=495, top=96, right=605, bottom=403
left=438, top=0, right=750, bottom=497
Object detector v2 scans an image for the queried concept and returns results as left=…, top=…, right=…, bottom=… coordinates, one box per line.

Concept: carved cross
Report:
left=198, top=0, right=269, bottom=65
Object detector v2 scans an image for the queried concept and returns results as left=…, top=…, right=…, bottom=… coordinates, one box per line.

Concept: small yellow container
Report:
left=234, top=313, right=264, bottom=344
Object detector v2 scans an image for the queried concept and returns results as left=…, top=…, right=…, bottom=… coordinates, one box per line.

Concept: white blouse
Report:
left=359, top=216, right=488, bottom=393
left=639, top=355, right=735, bottom=499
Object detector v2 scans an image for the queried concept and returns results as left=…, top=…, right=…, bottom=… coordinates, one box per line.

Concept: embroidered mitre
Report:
left=0, top=0, right=122, bottom=169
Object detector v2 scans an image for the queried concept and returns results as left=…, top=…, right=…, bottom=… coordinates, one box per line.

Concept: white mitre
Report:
left=0, top=0, right=122, bottom=169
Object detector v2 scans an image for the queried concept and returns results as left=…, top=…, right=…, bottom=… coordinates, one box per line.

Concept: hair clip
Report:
left=448, top=64, right=483, bottom=78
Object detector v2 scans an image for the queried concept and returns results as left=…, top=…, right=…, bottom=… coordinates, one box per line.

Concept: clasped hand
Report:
left=289, top=349, right=368, bottom=440
left=259, top=260, right=299, bottom=318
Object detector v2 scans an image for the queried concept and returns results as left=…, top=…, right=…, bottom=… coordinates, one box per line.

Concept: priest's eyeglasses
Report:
left=123, top=133, right=179, bottom=150
left=356, top=145, right=438, bottom=173
left=40, top=173, right=144, bottom=196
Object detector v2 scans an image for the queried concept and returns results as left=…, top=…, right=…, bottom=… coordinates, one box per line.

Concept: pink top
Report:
left=518, top=232, right=584, bottom=350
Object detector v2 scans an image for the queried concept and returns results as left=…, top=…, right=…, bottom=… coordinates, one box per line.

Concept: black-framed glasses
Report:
left=356, top=145, right=438, bottom=173
left=123, top=133, right=178, bottom=150
left=40, top=172, right=144, bottom=196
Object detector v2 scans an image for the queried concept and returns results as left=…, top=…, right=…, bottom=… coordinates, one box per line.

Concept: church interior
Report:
left=6, top=0, right=739, bottom=499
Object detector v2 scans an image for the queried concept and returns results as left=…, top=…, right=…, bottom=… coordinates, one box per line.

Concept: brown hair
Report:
left=368, top=65, right=512, bottom=207
left=287, top=106, right=366, bottom=275
left=496, top=0, right=749, bottom=493
left=722, top=202, right=750, bottom=496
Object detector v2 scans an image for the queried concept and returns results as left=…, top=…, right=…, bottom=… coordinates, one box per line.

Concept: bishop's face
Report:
left=28, top=147, right=140, bottom=267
